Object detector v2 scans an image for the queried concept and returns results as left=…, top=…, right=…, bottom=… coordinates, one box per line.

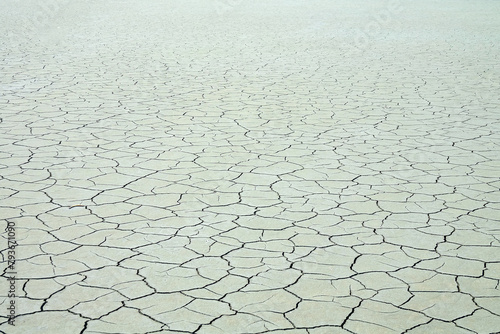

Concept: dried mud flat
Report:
left=0, top=0, right=499, bottom=333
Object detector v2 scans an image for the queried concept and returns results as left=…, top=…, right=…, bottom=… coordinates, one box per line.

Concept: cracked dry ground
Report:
left=1, top=0, right=500, bottom=333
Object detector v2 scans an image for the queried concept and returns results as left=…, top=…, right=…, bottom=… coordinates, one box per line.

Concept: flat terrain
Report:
left=1, top=0, right=500, bottom=333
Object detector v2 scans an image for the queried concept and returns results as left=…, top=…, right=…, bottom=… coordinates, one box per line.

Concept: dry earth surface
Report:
left=1, top=0, right=500, bottom=333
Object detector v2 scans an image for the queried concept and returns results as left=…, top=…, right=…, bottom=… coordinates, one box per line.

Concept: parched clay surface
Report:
left=1, top=0, right=499, bottom=333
